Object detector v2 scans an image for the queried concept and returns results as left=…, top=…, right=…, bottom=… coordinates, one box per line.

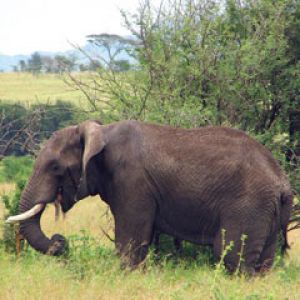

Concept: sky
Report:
left=0, top=0, right=143, bottom=55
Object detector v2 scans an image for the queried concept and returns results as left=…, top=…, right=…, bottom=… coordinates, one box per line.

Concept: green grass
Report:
left=0, top=190, right=300, bottom=300
left=0, top=235, right=300, bottom=300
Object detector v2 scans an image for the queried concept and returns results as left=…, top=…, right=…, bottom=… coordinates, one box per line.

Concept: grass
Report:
left=0, top=72, right=88, bottom=105
left=1, top=184, right=300, bottom=299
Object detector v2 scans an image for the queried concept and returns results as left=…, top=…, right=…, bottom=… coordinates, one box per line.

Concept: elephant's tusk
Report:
left=5, top=203, right=45, bottom=224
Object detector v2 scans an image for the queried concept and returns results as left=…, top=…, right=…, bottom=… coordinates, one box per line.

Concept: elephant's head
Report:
left=6, top=121, right=105, bottom=255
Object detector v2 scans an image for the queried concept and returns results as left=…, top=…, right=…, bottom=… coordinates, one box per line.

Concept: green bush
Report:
left=0, top=102, right=30, bottom=156
left=30, top=100, right=80, bottom=138
left=0, top=156, right=33, bottom=183
left=0, top=156, right=33, bottom=253
left=0, top=100, right=87, bottom=156
left=1, top=179, right=27, bottom=253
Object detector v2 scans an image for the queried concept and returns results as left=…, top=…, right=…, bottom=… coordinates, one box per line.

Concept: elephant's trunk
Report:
left=17, top=182, right=66, bottom=255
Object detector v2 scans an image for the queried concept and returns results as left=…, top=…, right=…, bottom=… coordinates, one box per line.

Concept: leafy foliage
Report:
left=0, top=100, right=84, bottom=156
left=0, top=156, right=33, bottom=252
left=77, top=0, right=300, bottom=139
left=0, top=156, right=33, bottom=183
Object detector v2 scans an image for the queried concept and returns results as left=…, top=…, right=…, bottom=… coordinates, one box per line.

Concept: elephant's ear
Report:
left=79, top=121, right=106, bottom=173
left=76, top=121, right=106, bottom=200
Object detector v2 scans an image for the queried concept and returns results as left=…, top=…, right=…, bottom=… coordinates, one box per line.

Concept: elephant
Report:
left=6, top=120, right=293, bottom=274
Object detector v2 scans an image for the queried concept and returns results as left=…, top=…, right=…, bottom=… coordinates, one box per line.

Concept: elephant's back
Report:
left=139, top=123, right=283, bottom=180
left=138, top=123, right=285, bottom=241
left=114, top=121, right=285, bottom=204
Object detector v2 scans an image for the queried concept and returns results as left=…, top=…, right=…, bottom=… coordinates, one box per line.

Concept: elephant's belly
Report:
left=154, top=212, right=216, bottom=245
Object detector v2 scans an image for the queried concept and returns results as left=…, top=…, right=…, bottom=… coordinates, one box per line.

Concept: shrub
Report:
left=0, top=156, right=33, bottom=253
left=0, top=156, right=33, bottom=183
left=0, top=100, right=86, bottom=156
left=1, top=179, right=27, bottom=253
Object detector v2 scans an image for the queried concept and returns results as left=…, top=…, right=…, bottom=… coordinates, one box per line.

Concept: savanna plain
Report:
left=0, top=73, right=300, bottom=300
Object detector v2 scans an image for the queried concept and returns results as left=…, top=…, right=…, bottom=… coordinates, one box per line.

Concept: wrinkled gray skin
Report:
left=18, top=120, right=293, bottom=274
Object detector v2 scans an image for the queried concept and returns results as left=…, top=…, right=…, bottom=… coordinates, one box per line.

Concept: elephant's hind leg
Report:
left=213, top=226, right=243, bottom=273
left=255, top=235, right=277, bottom=273
left=241, top=234, right=267, bottom=275
left=213, top=222, right=269, bottom=275
left=242, top=215, right=278, bottom=275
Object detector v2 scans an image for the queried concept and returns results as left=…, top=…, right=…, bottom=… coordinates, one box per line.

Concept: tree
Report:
left=41, top=56, right=55, bottom=73
left=79, top=64, right=89, bottom=72
left=0, top=103, right=40, bottom=157
left=86, top=33, right=135, bottom=69
left=27, top=52, right=42, bottom=74
left=19, top=60, right=27, bottom=72
left=0, top=101, right=81, bottom=158
left=284, top=1, right=300, bottom=163
left=88, top=59, right=103, bottom=71
left=54, top=54, right=77, bottom=73
left=111, top=59, right=131, bottom=72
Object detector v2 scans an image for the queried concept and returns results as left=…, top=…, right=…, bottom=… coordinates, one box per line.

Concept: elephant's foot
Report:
left=119, top=243, right=149, bottom=270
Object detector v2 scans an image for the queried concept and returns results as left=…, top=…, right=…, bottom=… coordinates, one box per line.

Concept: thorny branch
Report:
left=0, top=109, right=42, bottom=159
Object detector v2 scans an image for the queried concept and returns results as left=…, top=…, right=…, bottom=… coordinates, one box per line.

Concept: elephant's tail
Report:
left=280, top=184, right=293, bottom=255
left=281, top=222, right=289, bottom=255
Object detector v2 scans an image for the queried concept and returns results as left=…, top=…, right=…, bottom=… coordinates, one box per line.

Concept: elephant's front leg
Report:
left=114, top=204, right=156, bottom=269
left=117, top=239, right=150, bottom=269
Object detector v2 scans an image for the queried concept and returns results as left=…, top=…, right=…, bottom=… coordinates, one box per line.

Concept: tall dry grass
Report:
left=0, top=72, right=86, bottom=104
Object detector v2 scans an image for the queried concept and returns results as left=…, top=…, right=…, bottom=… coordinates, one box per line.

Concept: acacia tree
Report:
left=65, top=33, right=136, bottom=120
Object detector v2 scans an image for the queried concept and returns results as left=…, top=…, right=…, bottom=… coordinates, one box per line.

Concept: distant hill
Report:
left=0, top=43, right=132, bottom=72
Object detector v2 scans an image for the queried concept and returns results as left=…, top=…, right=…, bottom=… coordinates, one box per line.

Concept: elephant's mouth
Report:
left=6, top=186, right=64, bottom=224
left=57, top=185, right=76, bottom=213
left=6, top=180, right=78, bottom=225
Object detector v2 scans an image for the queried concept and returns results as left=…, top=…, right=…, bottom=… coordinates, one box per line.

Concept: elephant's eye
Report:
left=48, top=159, right=63, bottom=174
left=53, top=165, right=59, bottom=171
left=51, top=162, right=60, bottom=172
